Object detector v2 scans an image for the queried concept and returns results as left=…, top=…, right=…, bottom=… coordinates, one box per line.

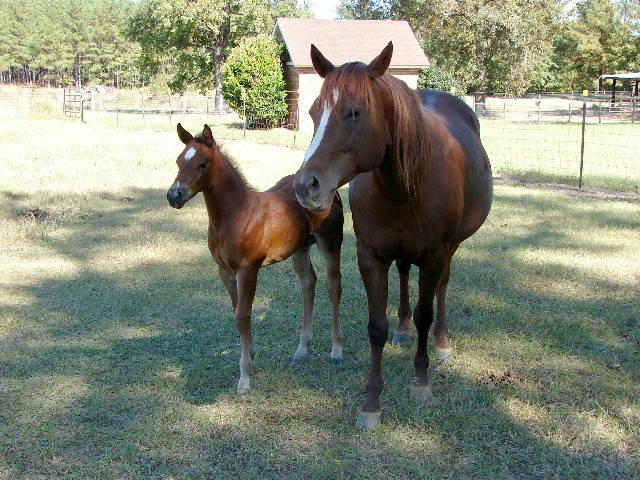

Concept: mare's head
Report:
left=167, top=123, right=216, bottom=209
left=293, top=42, right=395, bottom=211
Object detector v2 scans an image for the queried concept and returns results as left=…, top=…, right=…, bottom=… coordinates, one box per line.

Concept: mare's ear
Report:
left=202, top=124, right=215, bottom=147
left=310, top=44, right=334, bottom=78
left=367, top=41, right=393, bottom=79
left=177, top=123, right=193, bottom=144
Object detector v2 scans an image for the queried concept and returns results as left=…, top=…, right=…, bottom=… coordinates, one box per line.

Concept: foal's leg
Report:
left=432, top=246, right=457, bottom=364
left=391, top=259, right=412, bottom=345
left=218, top=265, right=238, bottom=312
left=317, top=236, right=343, bottom=365
left=411, top=254, right=445, bottom=401
left=355, top=242, right=392, bottom=429
left=290, top=247, right=317, bottom=364
left=234, top=265, right=258, bottom=394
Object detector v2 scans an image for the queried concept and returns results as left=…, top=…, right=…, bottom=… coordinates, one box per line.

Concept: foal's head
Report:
left=167, top=124, right=216, bottom=209
left=293, top=42, right=395, bottom=211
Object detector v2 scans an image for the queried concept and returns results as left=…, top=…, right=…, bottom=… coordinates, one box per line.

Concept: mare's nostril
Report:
left=306, top=176, right=320, bottom=194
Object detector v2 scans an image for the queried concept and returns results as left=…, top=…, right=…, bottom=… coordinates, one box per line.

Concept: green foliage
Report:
left=547, top=0, right=640, bottom=91
left=418, top=66, right=465, bottom=98
left=127, top=0, right=310, bottom=96
left=0, top=0, right=140, bottom=87
left=222, top=35, right=288, bottom=127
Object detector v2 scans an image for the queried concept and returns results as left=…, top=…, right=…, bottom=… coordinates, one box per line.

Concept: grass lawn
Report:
left=1, top=118, right=639, bottom=479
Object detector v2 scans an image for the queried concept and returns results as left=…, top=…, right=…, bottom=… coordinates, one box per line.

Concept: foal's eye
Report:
left=198, top=162, right=207, bottom=171
left=345, top=109, right=361, bottom=120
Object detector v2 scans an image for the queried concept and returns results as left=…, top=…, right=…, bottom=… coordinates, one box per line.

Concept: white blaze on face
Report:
left=303, top=89, right=340, bottom=164
left=184, top=147, right=196, bottom=161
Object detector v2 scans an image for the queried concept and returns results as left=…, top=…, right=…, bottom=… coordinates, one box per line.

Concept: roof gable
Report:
left=276, top=18, right=428, bottom=68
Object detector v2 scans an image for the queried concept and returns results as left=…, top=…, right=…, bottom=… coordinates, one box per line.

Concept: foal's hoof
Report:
left=409, top=383, right=433, bottom=402
left=435, top=346, right=454, bottom=364
left=237, top=387, right=251, bottom=395
left=391, top=329, right=411, bottom=346
left=237, top=377, right=251, bottom=394
left=289, top=347, right=308, bottom=366
left=356, top=409, right=382, bottom=430
left=329, top=357, right=342, bottom=366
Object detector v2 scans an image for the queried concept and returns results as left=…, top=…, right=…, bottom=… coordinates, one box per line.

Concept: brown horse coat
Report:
left=293, top=43, right=493, bottom=428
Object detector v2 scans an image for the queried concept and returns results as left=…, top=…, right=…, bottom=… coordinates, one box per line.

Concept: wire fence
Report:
left=1, top=88, right=638, bottom=192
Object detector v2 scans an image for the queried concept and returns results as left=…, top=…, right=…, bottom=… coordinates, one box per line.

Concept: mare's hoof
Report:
left=330, top=357, right=342, bottom=366
left=435, top=346, right=454, bottom=364
left=356, top=410, right=382, bottom=430
left=391, top=329, right=411, bottom=346
left=409, top=383, right=433, bottom=402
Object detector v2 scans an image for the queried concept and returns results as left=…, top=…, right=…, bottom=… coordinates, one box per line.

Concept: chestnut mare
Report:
left=293, top=43, right=493, bottom=428
left=167, top=124, right=344, bottom=394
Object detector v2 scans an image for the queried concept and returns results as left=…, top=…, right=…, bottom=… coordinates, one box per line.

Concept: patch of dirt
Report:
left=18, top=207, right=51, bottom=222
left=494, top=174, right=640, bottom=202
left=478, top=369, right=519, bottom=388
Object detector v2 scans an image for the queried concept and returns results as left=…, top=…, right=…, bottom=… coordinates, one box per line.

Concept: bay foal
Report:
left=167, top=124, right=344, bottom=394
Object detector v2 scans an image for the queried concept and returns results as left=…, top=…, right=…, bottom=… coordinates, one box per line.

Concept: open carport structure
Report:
left=598, top=72, right=640, bottom=103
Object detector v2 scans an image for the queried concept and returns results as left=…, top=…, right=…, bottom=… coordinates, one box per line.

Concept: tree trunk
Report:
left=74, top=54, right=81, bottom=89
left=213, top=9, right=231, bottom=113
left=474, top=92, right=487, bottom=116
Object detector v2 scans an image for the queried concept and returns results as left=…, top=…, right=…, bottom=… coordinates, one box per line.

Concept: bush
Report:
left=418, top=66, right=465, bottom=98
left=222, top=35, right=288, bottom=128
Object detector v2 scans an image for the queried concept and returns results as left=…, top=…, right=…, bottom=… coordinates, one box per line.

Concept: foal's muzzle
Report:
left=167, top=184, right=189, bottom=209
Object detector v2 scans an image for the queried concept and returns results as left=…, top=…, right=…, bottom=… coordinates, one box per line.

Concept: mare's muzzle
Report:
left=293, top=169, right=334, bottom=212
left=167, top=184, right=189, bottom=209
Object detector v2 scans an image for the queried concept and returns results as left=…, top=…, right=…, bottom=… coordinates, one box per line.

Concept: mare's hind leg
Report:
left=235, top=265, right=258, bottom=394
left=392, top=259, right=412, bottom=345
left=432, top=245, right=458, bottom=364
left=218, top=265, right=238, bottom=312
left=317, top=235, right=343, bottom=365
left=290, top=246, right=317, bottom=364
left=410, top=253, right=446, bottom=402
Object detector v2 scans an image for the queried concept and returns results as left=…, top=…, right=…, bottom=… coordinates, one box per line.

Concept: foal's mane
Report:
left=193, top=134, right=253, bottom=190
left=318, top=62, right=432, bottom=195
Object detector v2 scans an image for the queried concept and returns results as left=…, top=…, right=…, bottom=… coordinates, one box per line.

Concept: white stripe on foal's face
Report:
left=184, top=147, right=196, bottom=161
left=304, top=90, right=339, bottom=164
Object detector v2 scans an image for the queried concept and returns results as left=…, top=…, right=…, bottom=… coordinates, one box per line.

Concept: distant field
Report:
left=1, top=118, right=638, bottom=479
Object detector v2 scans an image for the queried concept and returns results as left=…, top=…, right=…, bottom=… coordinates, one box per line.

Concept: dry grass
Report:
left=1, top=118, right=639, bottom=479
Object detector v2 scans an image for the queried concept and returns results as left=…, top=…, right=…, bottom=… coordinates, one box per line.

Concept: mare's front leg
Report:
left=391, top=259, right=412, bottom=345
left=411, top=254, right=446, bottom=401
left=317, top=236, right=343, bottom=365
left=234, top=265, right=258, bottom=394
left=290, top=247, right=316, bottom=364
left=355, top=242, right=391, bottom=429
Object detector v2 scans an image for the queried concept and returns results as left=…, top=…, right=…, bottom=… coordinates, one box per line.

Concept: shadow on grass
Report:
left=1, top=184, right=639, bottom=478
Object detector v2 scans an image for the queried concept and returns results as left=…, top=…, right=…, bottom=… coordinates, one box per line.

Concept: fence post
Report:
left=598, top=99, right=602, bottom=124
left=168, top=94, right=172, bottom=128
left=141, top=91, right=145, bottom=128
left=80, top=98, right=84, bottom=123
left=568, top=95, right=572, bottom=124
left=243, top=96, right=247, bottom=140
left=537, top=93, right=541, bottom=124
left=632, top=98, right=636, bottom=124
left=116, top=92, right=119, bottom=128
left=579, top=100, right=586, bottom=189
left=503, top=94, right=506, bottom=121
left=205, top=96, right=209, bottom=121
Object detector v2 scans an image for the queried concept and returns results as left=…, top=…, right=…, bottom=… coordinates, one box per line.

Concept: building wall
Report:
left=286, top=66, right=421, bottom=133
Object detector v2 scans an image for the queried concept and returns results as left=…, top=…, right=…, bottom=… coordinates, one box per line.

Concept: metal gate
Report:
left=63, top=88, right=87, bottom=121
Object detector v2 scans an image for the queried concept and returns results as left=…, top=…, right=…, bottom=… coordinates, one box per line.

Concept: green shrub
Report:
left=418, top=66, right=466, bottom=98
left=222, top=35, right=288, bottom=128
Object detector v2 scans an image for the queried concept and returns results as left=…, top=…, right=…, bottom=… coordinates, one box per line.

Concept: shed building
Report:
left=275, top=18, right=429, bottom=132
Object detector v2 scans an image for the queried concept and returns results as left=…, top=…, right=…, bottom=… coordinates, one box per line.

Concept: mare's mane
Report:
left=318, top=62, right=433, bottom=195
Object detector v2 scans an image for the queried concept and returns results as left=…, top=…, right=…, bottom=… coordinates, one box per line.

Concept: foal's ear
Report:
left=367, top=41, right=393, bottom=79
left=310, top=44, right=334, bottom=78
left=177, top=123, right=193, bottom=144
left=202, top=124, right=215, bottom=147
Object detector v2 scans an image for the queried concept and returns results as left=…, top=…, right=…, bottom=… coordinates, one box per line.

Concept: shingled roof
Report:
left=276, top=18, right=429, bottom=68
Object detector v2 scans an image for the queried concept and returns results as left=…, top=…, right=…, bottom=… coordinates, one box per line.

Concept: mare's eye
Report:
left=345, top=109, right=361, bottom=120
